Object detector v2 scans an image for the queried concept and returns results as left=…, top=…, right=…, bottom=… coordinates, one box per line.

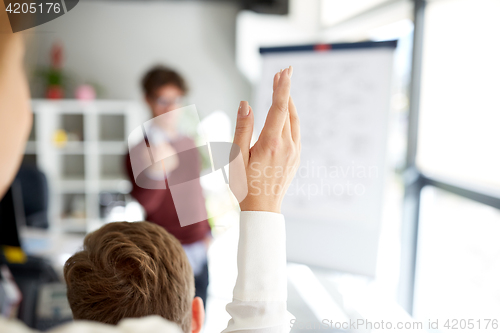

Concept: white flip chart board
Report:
left=254, top=41, right=397, bottom=276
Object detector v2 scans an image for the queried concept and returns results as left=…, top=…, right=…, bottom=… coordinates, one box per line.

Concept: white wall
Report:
left=236, top=0, right=411, bottom=84
left=26, top=0, right=251, bottom=121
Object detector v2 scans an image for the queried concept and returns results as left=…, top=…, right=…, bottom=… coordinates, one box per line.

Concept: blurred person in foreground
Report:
left=0, top=6, right=301, bottom=332
left=124, top=66, right=211, bottom=305
left=0, top=11, right=32, bottom=199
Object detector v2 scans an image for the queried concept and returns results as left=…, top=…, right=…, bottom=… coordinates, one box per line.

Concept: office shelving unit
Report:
left=25, top=100, right=143, bottom=233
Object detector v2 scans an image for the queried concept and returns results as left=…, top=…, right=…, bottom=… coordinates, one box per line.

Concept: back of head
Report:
left=64, top=221, right=194, bottom=332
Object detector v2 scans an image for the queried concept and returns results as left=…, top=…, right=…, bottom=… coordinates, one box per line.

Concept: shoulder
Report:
left=116, top=316, right=183, bottom=333
left=51, top=316, right=181, bottom=333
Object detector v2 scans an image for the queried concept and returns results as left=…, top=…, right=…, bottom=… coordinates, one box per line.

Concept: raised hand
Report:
left=232, top=66, right=300, bottom=213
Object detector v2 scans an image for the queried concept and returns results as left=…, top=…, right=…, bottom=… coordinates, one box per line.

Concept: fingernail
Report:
left=239, top=101, right=249, bottom=117
left=288, top=65, right=293, bottom=78
left=282, top=68, right=289, bottom=77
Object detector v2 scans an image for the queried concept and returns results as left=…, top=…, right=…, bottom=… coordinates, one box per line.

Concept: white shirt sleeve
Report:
left=222, top=211, right=295, bottom=333
left=0, top=211, right=294, bottom=333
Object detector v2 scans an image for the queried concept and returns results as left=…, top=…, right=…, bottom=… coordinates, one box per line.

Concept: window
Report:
left=415, top=186, right=500, bottom=325
left=418, top=0, right=500, bottom=190
left=406, top=0, right=500, bottom=320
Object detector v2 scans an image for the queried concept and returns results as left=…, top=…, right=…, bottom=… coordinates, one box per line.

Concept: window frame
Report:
left=399, top=0, right=500, bottom=315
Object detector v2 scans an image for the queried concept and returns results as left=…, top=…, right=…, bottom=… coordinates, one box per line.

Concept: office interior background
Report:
left=1, top=0, right=499, bottom=332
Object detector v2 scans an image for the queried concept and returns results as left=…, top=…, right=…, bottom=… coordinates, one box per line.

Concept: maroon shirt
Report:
left=125, top=136, right=211, bottom=244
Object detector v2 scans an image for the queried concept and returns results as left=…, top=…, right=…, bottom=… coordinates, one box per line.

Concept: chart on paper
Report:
left=255, top=41, right=396, bottom=276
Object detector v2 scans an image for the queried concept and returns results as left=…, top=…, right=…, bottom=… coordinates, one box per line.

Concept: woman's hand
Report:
left=232, top=66, right=300, bottom=213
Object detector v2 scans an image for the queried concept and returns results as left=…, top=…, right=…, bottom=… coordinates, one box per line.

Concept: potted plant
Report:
left=35, top=43, right=68, bottom=99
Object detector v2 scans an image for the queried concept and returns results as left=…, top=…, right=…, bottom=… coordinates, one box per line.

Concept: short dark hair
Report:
left=64, top=221, right=194, bottom=332
left=141, top=65, right=188, bottom=98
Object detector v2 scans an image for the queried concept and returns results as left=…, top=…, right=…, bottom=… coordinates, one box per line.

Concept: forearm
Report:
left=224, top=66, right=298, bottom=333
left=223, top=211, right=294, bottom=333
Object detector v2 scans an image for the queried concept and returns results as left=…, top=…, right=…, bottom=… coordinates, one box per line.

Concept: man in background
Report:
left=125, top=66, right=210, bottom=305
left=0, top=6, right=300, bottom=329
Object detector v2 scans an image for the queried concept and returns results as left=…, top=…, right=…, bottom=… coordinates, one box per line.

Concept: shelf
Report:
left=99, top=179, right=132, bottom=193
left=57, top=179, right=131, bottom=194
left=54, top=141, right=127, bottom=154
left=56, top=141, right=86, bottom=154
left=32, top=100, right=89, bottom=113
left=58, top=180, right=87, bottom=192
left=100, top=154, right=126, bottom=179
left=61, top=155, right=85, bottom=179
left=61, top=193, right=86, bottom=219
left=99, top=142, right=127, bottom=154
left=99, top=114, right=125, bottom=141
left=31, top=99, right=137, bottom=113
left=26, top=99, right=139, bottom=234
left=61, top=114, right=85, bottom=142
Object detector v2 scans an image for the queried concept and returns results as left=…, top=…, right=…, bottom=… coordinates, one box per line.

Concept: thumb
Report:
left=233, top=101, right=253, bottom=165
